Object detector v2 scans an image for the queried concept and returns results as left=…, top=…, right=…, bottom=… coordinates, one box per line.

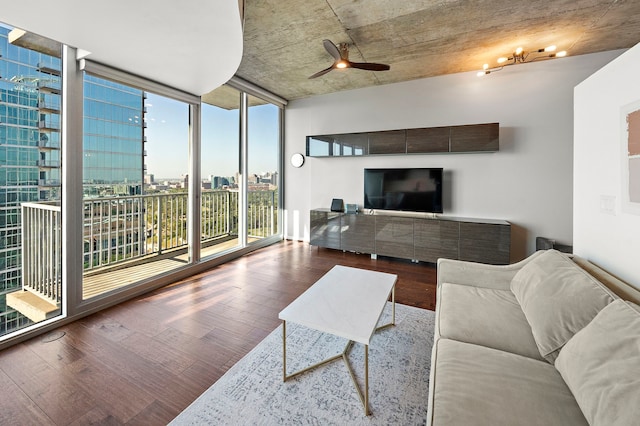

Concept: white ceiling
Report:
left=0, top=0, right=243, bottom=95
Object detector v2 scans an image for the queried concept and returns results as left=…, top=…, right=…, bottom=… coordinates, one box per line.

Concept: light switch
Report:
left=599, top=195, right=616, bottom=215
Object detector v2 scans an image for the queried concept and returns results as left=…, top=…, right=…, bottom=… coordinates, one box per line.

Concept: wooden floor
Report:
left=0, top=240, right=437, bottom=425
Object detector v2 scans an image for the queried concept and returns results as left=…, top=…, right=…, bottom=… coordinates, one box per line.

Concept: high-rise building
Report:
left=0, top=25, right=61, bottom=333
left=1, top=24, right=147, bottom=336
left=83, top=75, right=145, bottom=197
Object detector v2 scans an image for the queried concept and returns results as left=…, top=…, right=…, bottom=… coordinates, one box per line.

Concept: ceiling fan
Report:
left=308, top=39, right=390, bottom=79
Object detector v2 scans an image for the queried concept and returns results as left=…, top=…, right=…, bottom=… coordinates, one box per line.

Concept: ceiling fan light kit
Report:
left=308, top=39, right=390, bottom=79
left=478, top=45, right=567, bottom=76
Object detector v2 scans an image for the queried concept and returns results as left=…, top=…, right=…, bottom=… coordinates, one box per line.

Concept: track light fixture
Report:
left=477, top=45, right=567, bottom=76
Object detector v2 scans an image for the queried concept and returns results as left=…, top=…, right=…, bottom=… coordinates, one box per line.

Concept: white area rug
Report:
left=170, top=303, right=435, bottom=425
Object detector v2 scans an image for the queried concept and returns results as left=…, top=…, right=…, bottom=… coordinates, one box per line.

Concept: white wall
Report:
left=574, top=44, right=640, bottom=289
left=284, top=51, right=622, bottom=261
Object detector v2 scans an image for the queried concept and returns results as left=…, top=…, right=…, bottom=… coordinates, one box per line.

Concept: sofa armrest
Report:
left=437, top=251, right=545, bottom=291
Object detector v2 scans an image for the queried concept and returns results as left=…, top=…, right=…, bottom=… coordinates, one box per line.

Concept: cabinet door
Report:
left=374, top=216, right=414, bottom=259
left=368, top=130, right=406, bottom=154
left=309, top=210, right=341, bottom=249
left=414, top=219, right=459, bottom=263
left=450, top=123, right=499, bottom=152
left=306, top=135, right=333, bottom=157
left=334, top=133, right=369, bottom=156
left=406, top=127, right=450, bottom=153
left=459, top=222, right=510, bottom=264
left=341, top=214, right=375, bottom=253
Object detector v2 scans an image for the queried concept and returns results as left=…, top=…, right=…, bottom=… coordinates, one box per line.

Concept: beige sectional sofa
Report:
left=427, top=249, right=640, bottom=426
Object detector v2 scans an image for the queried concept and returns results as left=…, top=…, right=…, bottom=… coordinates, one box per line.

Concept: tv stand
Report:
left=310, top=209, right=510, bottom=265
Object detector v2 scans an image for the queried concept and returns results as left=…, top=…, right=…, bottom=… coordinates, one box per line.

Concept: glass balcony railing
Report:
left=37, top=159, right=61, bottom=168
left=38, top=119, right=60, bottom=131
left=38, top=179, right=61, bottom=187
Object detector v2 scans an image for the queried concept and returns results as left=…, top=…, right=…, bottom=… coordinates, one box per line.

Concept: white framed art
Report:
left=622, top=99, right=640, bottom=215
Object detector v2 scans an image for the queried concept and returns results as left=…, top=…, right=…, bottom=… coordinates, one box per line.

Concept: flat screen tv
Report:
left=364, top=168, right=443, bottom=213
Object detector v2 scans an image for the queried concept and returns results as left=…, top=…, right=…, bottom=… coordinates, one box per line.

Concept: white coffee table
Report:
left=278, top=265, right=397, bottom=415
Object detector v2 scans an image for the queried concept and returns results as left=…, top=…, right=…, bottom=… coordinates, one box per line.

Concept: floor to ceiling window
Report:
left=0, top=24, right=284, bottom=346
left=247, top=95, right=280, bottom=242
left=200, top=85, right=283, bottom=258
left=81, top=74, right=191, bottom=300
left=200, top=86, right=241, bottom=258
left=0, top=23, right=63, bottom=338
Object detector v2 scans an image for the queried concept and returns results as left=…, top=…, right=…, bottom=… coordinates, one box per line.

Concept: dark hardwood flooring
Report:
left=0, top=240, right=437, bottom=425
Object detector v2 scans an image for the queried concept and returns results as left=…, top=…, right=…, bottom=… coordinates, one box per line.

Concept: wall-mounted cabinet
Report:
left=306, top=123, right=498, bottom=157
left=310, top=209, right=511, bottom=265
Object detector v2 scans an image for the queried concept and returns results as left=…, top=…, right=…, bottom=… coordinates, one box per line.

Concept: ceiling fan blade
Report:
left=322, top=39, right=341, bottom=61
left=349, top=62, right=390, bottom=71
left=308, top=65, right=335, bottom=79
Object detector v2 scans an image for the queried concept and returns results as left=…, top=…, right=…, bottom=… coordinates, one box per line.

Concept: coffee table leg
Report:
left=282, top=321, right=287, bottom=381
left=365, top=344, right=369, bottom=416
left=376, top=285, right=396, bottom=331
left=283, top=323, right=345, bottom=382
left=392, top=284, right=396, bottom=325
left=282, top=332, right=373, bottom=416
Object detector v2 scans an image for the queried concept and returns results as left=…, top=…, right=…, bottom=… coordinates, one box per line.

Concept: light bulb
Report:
left=483, top=63, right=489, bottom=70
left=497, top=57, right=507, bottom=64
left=336, top=61, right=347, bottom=69
left=544, top=45, right=556, bottom=52
left=515, top=47, right=523, bottom=55
left=556, top=50, right=567, bottom=57
left=477, top=70, right=488, bottom=77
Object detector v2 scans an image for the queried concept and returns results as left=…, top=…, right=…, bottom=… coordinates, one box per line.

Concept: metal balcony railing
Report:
left=21, top=202, right=62, bottom=305
left=20, top=189, right=278, bottom=302
left=82, top=189, right=277, bottom=271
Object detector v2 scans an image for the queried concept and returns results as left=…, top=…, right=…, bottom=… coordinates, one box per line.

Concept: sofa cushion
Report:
left=555, top=300, right=640, bottom=426
left=429, top=338, right=588, bottom=426
left=438, top=282, right=543, bottom=360
left=510, top=249, right=615, bottom=362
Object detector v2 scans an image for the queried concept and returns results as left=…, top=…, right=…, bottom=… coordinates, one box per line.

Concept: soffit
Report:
left=0, top=0, right=243, bottom=96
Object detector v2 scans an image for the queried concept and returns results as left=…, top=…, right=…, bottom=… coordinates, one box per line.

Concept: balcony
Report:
left=6, top=202, right=62, bottom=322
left=38, top=119, right=60, bottom=132
left=9, top=190, right=278, bottom=320
left=38, top=137, right=61, bottom=150
left=38, top=179, right=61, bottom=187
left=38, top=99, right=61, bottom=114
left=36, top=79, right=61, bottom=95
left=37, top=62, right=61, bottom=77
left=37, top=159, right=61, bottom=168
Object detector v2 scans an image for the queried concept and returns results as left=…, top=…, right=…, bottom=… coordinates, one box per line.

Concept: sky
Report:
left=144, top=93, right=279, bottom=180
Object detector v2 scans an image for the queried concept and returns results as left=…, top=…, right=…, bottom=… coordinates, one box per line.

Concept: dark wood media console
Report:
left=310, top=209, right=511, bottom=265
